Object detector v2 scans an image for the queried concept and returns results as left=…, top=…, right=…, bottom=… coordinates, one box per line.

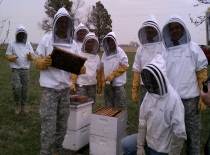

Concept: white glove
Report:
left=137, top=126, right=147, bottom=155
left=137, top=145, right=146, bottom=155
left=169, top=135, right=185, bottom=155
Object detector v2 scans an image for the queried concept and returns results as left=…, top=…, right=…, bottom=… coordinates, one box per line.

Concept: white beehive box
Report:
left=90, top=107, right=127, bottom=139
left=67, top=100, right=93, bottom=131
left=62, top=125, right=90, bottom=151
left=89, top=131, right=126, bottom=155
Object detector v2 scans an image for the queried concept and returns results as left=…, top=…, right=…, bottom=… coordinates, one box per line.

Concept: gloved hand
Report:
left=34, top=55, right=52, bottom=69
left=198, top=96, right=208, bottom=114
left=79, top=65, right=86, bottom=75
left=6, top=54, right=18, bottom=62
left=97, top=86, right=102, bottom=95
left=100, top=67, right=105, bottom=88
left=27, top=53, right=34, bottom=61
left=137, top=126, right=146, bottom=155
left=132, top=91, right=138, bottom=105
left=137, top=146, right=146, bottom=155
left=106, top=73, right=115, bottom=82
left=132, top=71, right=140, bottom=104
left=70, top=84, right=76, bottom=92
left=96, top=69, right=102, bottom=94
left=105, top=64, right=128, bottom=82
left=168, top=135, right=185, bottom=155
left=196, top=68, right=208, bottom=113
left=70, top=74, right=78, bottom=92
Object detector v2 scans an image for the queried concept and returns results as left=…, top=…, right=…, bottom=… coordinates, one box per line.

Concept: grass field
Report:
left=0, top=48, right=210, bottom=155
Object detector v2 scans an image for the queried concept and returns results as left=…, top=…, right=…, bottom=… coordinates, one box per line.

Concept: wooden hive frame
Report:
left=51, top=46, right=87, bottom=74
left=93, top=107, right=125, bottom=117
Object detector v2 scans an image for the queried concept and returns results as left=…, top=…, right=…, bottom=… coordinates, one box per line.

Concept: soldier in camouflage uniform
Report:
left=162, top=14, right=208, bottom=155
left=6, top=24, right=34, bottom=115
left=101, top=32, right=129, bottom=110
left=34, top=8, right=85, bottom=155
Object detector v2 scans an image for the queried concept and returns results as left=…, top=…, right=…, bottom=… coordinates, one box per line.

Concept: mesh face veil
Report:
left=141, top=65, right=168, bottom=95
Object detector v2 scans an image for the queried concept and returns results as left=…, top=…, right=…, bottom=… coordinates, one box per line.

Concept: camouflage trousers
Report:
left=182, top=96, right=201, bottom=155
left=140, top=84, right=147, bottom=104
left=76, top=84, right=96, bottom=103
left=11, top=68, right=29, bottom=104
left=39, top=87, right=70, bottom=155
left=104, top=84, right=127, bottom=110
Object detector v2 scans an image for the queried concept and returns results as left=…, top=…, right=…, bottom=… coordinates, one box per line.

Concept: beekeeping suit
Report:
left=70, top=33, right=102, bottom=97
left=137, top=54, right=186, bottom=155
left=73, top=22, right=89, bottom=49
left=34, top=7, right=82, bottom=90
left=132, top=14, right=164, bottom=104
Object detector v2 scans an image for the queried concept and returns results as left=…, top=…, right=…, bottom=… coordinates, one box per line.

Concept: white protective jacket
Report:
left=132, top=14, right=164, bottom=85
left=139, top=54, right=187, bottom=153
left=76, top=33, right=101, bottom=85
left=6, top=24, right=34, bottom=69
left=101, top=32, right=129, bottom=86
left=34, top=8, right=80, bottom=90
left=73, top=23, right=89, bottom=49
left=162, top=14, right=208, bottom=99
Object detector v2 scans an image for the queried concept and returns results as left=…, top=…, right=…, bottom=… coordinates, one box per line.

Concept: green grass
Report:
left=0, top=49, right=210, bottom=155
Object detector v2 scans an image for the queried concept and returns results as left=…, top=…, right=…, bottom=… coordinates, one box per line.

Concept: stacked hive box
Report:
left=62, top=100, right=94, bottom=151
left=89, top=107, right=127, bottom=155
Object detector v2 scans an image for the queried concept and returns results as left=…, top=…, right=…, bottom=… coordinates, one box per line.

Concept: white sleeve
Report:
left=28, top=42, right=34, bottom=54
left=119, top=49, right=129, bottom=67
left=96, top=55, right=101, bottom=70
left=35, top=39, right=46, bottom=59
left=139, top=94, right=148, bottom=127
left=191, top=43, right=208, bottom=71
left=132, top=46, right=142, bottom=73
left=6, top=43, right=13, bottom=55
left=170, top=95, right=187, bottom=139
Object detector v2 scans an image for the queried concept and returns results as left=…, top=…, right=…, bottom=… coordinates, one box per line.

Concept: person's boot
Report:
left=15, top=103, right=20, bottom=115
left=52, top=150, right=60, bottom=155
left=21, top=104, right=28, bottom=113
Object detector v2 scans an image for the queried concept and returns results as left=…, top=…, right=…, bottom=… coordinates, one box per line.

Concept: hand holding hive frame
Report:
left=51, top=46, right=87, bottom=74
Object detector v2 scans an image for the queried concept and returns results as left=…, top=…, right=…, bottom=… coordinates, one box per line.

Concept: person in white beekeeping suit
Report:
left=132, top=13, right=164, bottom=105
left=101, top=31, right=129, bottom=110
left=73, top=22, right=89, bottom=49
left=162, top=14, right=208, bottom=155
left=6, top=24, right=34, bottom=115
left=121, top=54, right=186, bottom=155
left=70, top=33, right=102, bottom=105
left=34, top=7, right=86, bottom=155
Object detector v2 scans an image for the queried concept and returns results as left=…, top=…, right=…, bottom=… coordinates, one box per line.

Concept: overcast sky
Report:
left=0, top=0, right=209, bottom=45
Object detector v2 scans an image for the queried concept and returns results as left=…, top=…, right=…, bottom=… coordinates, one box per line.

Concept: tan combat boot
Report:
left=15, top=103, right=20, bottom=115
left=52, top=150, right=60, bottom=155
left=21, top=104, right=28, bottom=113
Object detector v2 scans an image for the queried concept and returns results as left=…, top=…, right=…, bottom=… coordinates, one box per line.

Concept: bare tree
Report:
left=38, top=0, right=86, bottom=33
left=71, top=0, right=85, bottom=26
left=0, top=0, right=10, bottom=48
left=189, top=0, right=210, bottom=26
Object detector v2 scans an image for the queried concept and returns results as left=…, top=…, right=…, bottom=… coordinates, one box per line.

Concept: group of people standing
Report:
left=122, top=13, right=208, bottom=155
left=5, top=6, right=209, bottom=155
left=6, top=7, right=128, bottom=155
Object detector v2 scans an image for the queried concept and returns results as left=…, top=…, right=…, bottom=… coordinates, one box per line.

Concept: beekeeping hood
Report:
left=15, top=24, right=27, bottom=44
left=81, top=33, right=99, bottom=55
left=102, top=32, right=118, bottom=56
left=52, top=7, right=74, bottom=45
left=162, top=14, right=191, bottom=48
left=141, top=54, right=169, bottom=96
left=74, top=23, right=89, bottom=42
left=138, top=14, right=161, bottom=44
